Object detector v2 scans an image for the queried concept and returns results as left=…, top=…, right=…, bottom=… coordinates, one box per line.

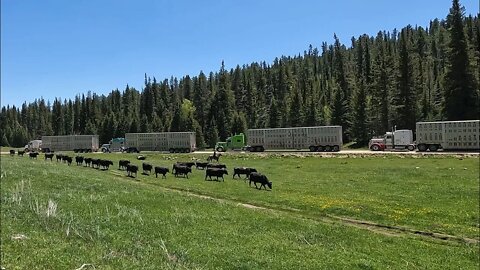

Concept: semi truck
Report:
left=100, top=137, right=125, bottom=152
left=246, top=126, right=343, bottom=152
left=41, top=135, right=99, bottom=152
left=368, top=129, right=416, bottom=151
left=416, top=120, right=480, bottom=151
left=125, top=132, right=196, bottom=153
left=215, top=133, right=246, bottom=152
left=24, top=139, right=42, bottom=152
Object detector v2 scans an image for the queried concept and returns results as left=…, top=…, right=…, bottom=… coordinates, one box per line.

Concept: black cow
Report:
left=206, top=163, right=227, bottom=169
left=91, top=159, right=100, bottom=169
left=56, top=154, right=63, bottom=162
left=233, top=167, right=257, bottom=179
left=84, top=157, right=92, bottom=167
left=17, top=150, right=25, bottom=156
left=195, top=161, right=209, bottom=170
left=61, top=155, right=70, bottom=163
left=75, top=156, right=84, bottom=166
left=249, top=172, right=272, bottom=190
left=126, top=164, right=138, bottom=178
left=142, top=163, right=153, bottom=175
left=173, top=165, right=192, bottom=178
left=205, top=168, right=228, bottom=181
left=154, top=166, right=169, bottom=179
left=44, top=153, right=54, bottom=161
left=172, top=162, right=195, bottom=174
left=99, top=159, right=113, bottom=170
left=65, top=156, right=73, bottom=166
left=9, top=150, right=15, bottom=156
left=119, top=160, right=130, bottom=170
left=29, top=152, right=39, bottom=159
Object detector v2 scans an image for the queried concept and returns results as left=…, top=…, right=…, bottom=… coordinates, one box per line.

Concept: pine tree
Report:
left=231, top=112, right=247, bottom=135
left=394, top=27, right=416, bottom=131
left=268, top=97, right=281, bottom=128
left=443, top=0, right=479, bottom=120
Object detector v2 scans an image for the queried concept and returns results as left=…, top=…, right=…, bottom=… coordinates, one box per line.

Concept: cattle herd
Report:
left=9, top=150, right=272, bottom=190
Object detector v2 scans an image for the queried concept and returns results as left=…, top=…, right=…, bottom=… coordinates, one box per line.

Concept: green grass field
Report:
left=1, top=153, right=479, bottom=269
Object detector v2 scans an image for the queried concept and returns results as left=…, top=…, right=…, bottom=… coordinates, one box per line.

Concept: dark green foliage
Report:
left=443, top=0, right=479, bottom=120
left=1, top=3, right=478, bottom=147
left=231, top=112, right=247, bottom=135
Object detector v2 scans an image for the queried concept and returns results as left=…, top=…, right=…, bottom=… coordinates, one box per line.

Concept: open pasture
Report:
left=1, top=153, right=479, bottom=269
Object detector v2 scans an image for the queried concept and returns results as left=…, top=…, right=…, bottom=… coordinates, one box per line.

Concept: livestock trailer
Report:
left=246, top=126, right=343, bottom=152
left=125, top=132, right=196, bottom=153
left=41, top=135, right=99, bottom=152
left=416, top=120, right=480, bottom=151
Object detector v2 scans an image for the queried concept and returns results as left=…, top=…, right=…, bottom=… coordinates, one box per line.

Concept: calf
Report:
left=56, top=154, right=63, bottom=162
left=142, top=163, right=153, bottom=175
left=45, top=153, right=54, bottom=161
left=119, top=160, right=130, bottom=170
left=249, top=172, right=272, bottom=190
left=126, top=164, right=138, bottom=178
left=195, top=161, right=209, bottom=170
left=29, top=152, right=39, bottom=159
left=84, top=157, right=92, bottom=167
left=154, top=166, right=169, bottom=179
left=75, top=156, right=84, bottom=166
left=173, top=165, right=192, bottom=178
left=17, top=150, right=25, bottom=156
left=205, top=168, right=228, bottom=181
left=9, top=150, right=15, bottom=156
left=233, top=167, right=257, bottom=179
left=99, top=159, right=113, bottom=170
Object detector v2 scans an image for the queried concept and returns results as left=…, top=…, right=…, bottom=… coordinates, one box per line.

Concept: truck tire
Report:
left=259, top=146, right=265, bottom=152
left=325, top=145, right=332, bottom=152
left=169, top=148, right=174, bottom=153
left=407, top=145, right=415, bottom=151
left=309, top=146, right=317, bottom=152
left=317, top=146, right=324, bottom=152
left=428, top=144, right=438, bottom=152
left=417, top=144, right=427, bottom=152
left=102, top=148, right=107, bottom=153
left=333, top=145, right=340, bottom=152
left=370, top=144, right=380, bottom=151
left=216, top=146, right=224, bottom=152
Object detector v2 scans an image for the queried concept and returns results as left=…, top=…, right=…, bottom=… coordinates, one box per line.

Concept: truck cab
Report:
left=215, top=133, right=245, bottom=152
left=369, top=130, right=415, bottom=151
left=100, top=144, right=111, bottom=153
left=25, top=140, right=42, bottom=152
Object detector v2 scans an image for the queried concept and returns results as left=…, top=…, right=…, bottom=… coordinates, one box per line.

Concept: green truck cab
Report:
left=215, top=133, right=246, bottom=152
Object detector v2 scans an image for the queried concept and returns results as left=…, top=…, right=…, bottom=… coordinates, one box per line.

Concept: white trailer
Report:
left=246, top=126, right=343, bottom=152
left=125, top=132, right=196, bottom=153
left=416, top=120, right=480, bottom=151
left=41, top=135, right=99, bottom=152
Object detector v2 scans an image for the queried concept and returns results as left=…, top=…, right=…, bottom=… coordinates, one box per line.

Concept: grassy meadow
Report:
left=1, top=152, right=479, bottom=269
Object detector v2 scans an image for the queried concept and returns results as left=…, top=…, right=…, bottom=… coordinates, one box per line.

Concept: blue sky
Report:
left=1, top=0, right=478, bottom=107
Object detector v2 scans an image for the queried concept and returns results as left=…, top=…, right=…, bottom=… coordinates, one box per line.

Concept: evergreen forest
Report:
left=1, top=0, right=479, bottom=148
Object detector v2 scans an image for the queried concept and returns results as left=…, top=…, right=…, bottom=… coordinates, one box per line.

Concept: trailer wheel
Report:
left=216, top=146, right=224, bottom=152
left=428, top=144, right=438, bottom=152
left=417, top=144, right=427, bottom=152
left=407, top=145, right=415, bottom=151
left=169, top=148, right=174, bottom=153
left=316, top=146, right=324, bottom=152
left=333, top=145, right=340, bottom=152
left=325, top=145, right=332, bottom=152
left=309, top=146, right=317, bottom=152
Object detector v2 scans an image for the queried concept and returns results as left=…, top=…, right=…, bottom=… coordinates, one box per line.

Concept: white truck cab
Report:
left=369, top=129, right=415, bottom=151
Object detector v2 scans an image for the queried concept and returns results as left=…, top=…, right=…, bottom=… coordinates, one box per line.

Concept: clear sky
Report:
left=1, top=0, right=478, bottom=107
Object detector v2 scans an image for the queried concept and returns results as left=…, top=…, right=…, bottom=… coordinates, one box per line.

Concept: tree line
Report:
left=1, top=0, right=478, bottom=148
